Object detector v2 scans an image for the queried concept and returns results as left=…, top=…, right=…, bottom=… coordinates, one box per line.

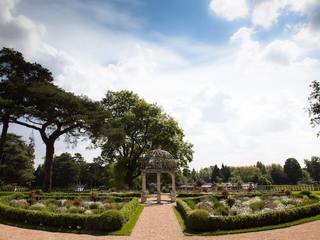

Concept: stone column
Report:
left=157, top=172, right=161, bottom=203
left=171, top=172, right=176, bottom=202
left=141, top=172, right=147, bottom=203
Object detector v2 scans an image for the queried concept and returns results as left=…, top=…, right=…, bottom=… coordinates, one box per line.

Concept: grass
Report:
left=0, top=205, right=144, bottom=236
left=173, top=206, right=320, bottom=236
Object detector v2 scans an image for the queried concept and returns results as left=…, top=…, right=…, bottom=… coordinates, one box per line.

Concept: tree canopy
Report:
left=283, top=158, right=302, bottom=184
left=0, top=134, right=35, bottom=186
left=98, top=90, right=193, bottom=188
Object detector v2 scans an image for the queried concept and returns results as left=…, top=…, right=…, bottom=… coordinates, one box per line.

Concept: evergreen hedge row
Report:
left=0, top=195, right=140, bottom=232
left=176, top=198, right=320, bottom=232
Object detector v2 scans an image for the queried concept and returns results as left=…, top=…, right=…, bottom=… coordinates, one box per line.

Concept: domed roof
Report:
left=141, top=149, right=177, bottom=171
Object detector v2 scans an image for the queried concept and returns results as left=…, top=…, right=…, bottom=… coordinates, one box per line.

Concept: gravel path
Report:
left=0, top=196, right=320, bottom=240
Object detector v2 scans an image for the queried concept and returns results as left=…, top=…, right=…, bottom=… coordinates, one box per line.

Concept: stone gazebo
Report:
left=140, top=149, right=177, bottom=204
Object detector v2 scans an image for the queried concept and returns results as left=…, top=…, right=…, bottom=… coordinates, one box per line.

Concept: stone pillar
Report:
left=157, top=172, right=161, bottom=204
left=171, top=172, right=176, bottom=202
left=141, top=172, right=147, bottom=203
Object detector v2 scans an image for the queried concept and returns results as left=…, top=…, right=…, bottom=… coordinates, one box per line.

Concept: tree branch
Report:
left=12, top=119, right=41, bottom=131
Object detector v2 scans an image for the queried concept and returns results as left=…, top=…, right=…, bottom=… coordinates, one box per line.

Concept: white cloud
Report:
left=2, top=0, right=320, bottom=169
left=251, top=0, right=285, bottom=29
left=0, top=0, right=45, bottom=55
left=209, top=0, right=249, bottom=21
left=262, top=40, right=300, bottom=65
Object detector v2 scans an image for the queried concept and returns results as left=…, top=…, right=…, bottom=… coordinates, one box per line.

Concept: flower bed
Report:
left=177, top=191, right=320, bottom=232
left=0, top=193, right=140, bottom=233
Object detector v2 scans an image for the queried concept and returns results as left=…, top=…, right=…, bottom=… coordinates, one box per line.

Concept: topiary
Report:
left=226, top=197, right=236, bottom=207
left=99, top=209, right=123, bottom=231
left=187, top=209, right=210, bottom=231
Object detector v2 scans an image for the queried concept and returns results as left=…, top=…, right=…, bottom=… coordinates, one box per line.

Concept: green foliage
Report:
left=52, top=153, right=80, bottom=188
left=0, top=195, right=140, bottom=232
left=249, top=200, right=265, bottom=212
left=284, top=158, right=302, bottom=184
left=177, top=197, right=320, bottom=232
left=187, top=209, right=210, bottom=232
left=176, top=199, right=192, bottom=220
left=119, top=197, right=139, bottom=222
left=305, top=156, right=320, bottom=182
left=299, top=190, right=312, bottom=197
left=99, top=90, right=193, bottom=188
left=0, top=134, right=35, bottom=186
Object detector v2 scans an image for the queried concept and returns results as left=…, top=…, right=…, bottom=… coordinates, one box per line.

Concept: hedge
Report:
left=0, top=195, right=140, bottom=232
left=176, top=198, right=320, bottom=232
left=119, top=197, right=139, bottom=222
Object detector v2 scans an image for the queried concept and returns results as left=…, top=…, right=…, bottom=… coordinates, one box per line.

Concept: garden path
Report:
left=0, top=195, right=320, bottom=240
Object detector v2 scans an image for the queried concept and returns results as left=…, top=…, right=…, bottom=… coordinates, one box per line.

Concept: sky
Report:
left=1, top=0, right=320, bottom=169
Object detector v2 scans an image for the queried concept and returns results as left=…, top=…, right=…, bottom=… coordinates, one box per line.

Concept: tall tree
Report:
left=52, top=153, right=80, bottom=188
left=12, top=83, right=110, bottom=191
left=220, top=164, right=231, bottom=182
left=99, top=91, right=193, bottom=188
left=268, top=164, right=288, bottom=184
left=283, top=158, right=302, bottom=184
left=305, top=156, right=320, bottom=183
left=211, top=165, right=221, bottom=183
left=308, top=80, right=320, bottom=136
left=0, top=134, right=35, bottom=186
left=0, top=48, right=53, bottom=163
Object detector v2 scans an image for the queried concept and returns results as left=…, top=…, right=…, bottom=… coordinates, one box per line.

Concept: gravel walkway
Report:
left=0, top=196, right=320, bottom=240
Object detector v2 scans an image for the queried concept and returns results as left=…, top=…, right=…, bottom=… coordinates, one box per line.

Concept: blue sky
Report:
left=1, top=0, right=320, bottom=169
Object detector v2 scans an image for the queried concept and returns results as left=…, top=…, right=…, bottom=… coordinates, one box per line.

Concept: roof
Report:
left=140, top=149, right=177, bottom=171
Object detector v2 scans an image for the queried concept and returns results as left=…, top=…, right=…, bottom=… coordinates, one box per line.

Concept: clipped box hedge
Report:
left=0, top=194, right=140, bottom=232
left=177, top=198, right=320, bottom=232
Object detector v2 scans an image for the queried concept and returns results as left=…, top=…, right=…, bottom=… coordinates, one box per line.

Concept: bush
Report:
left=299, top=190, right=311, bottom=197
left=176, top=199, right=192, bottom=219
left=177, top=198, right=320, bottom=232
left=0, top=195, right=140, bottom=232
left=98, top=210, right=123, bottom=231
left=177, top=192, right=205, bottom=198
left=216, top=205, right=229, bottom=216
left=221, top=189, right=229, bottom=199
left=187, top=209, right=210, bottom=231
left=119, top=198, right=139, bottom=222
left=249, top=200, right=265, bottom=212
left=226, top=197, right=235, bottom=207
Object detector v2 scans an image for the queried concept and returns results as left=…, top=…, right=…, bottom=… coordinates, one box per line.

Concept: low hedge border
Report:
left=0, top=194, right=140, bottom=233
left=176, top=198, right=320, bottom=232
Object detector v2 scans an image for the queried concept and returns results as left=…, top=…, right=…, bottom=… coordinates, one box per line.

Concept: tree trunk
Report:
left=0, top=113, right=10, bottom=165
left=125, top=170, right=134, bottom=189
left=43, top=141, right=55, bottom=192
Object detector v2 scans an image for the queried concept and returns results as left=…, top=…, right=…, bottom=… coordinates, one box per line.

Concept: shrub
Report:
left=216, top=185, right=224, bottom=191
left=187, top=209, right=210, bottom=231
left=284, top=189, right=292, bottom=196
left=177, top=197, right=320, bottom=232
left=0, top=195, right=139, bottom=233
left=90, top=191, right=98, bottom=201
left=29, top=203, right=47, bottom=211
left=119, top=198, right=139, bottom=222
left=221, top=189, right=229, bottom=199
left=176, top=199, right=192, bottom=219
left=216, top=205, right=229, bottom=216
left=299, top=190, right=311, bottom=197
left=226, top=197, right=235, bottom=207
left=89, top=202, right=101, bottom=209
left=250, top=200, right=265, bottom=212
left=98, top=210, right=123, bottom=231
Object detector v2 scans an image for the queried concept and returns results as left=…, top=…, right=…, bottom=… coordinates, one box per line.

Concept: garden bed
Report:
left=0, top=192, right=142, bottom=234
left=176, top=190, right=320, bottom=232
